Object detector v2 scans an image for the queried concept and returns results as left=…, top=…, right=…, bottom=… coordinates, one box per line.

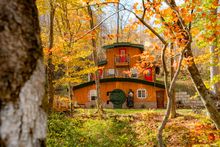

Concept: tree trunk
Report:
left=87, top=5, right=104, bottom=115
left=170, top=43, right=176, bottom=118
left=164, top=0, right=220, bottom=129
left=67, top=65, right=73, bottom=113
left=48, top=0, right=55, bottom=112
left=210, top=45, right=220, bottom=95
left=116, top=0, right=120, bottom=43
left=157, top=44, right=184, bottom=147
left=187, top=47, right=220, bottom=129
left=0, top=0, right=47, bottom=146
left=210, top=4, right=220, bottom=96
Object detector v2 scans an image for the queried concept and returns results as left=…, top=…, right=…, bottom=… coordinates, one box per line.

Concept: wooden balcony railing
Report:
left=115, top=54, right=130, bottom=67
left=101, top=69, right=130, bottom=79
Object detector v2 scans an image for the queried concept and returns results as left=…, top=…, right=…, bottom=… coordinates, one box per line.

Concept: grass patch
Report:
left=47, top=109, right=220, bottom=147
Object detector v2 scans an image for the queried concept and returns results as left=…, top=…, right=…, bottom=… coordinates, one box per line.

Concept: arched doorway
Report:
left=110, top=89, right=126, bottom=108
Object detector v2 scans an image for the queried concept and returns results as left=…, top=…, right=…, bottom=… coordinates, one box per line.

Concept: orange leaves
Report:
left=191, top=0, right=201, bottom=5
left=174, top=30, right=189, bottom=47
left=123, top=70, right=131, bottom=77
left=81, top=0, right=89, bottom=3
left=190, top=123, right=220, bottom=145
left=106, top=34, right=117, bottom=40
left=183, top=56, right=194, bottom=67
left=105, top=0, right=119, bottom=2
left=161, top=8, right=173, bottom=16
left=184, top=15, right=193, bottom=23
left=98, top=66, right=105, bottom=70
left=133, top=2, right=139, bottom=10
left=135, top=44, right=161, bottom=76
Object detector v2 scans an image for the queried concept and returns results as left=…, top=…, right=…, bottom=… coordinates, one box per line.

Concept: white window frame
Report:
left=108, top=69, right=115, bottom=76
left=89, top=89, right=97, bottom=101
left=130, top=67, right=138, bottom=78
left=136, top=89, right=147, bottom=99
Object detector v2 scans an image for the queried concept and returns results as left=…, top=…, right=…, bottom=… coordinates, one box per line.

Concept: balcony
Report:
left=115, top=54, right=130, bottom=67
left=101, top=68, right=130, bottom=78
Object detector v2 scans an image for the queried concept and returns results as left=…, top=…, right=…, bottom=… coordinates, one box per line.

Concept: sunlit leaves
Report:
left=134, top=44, right=161, bottom=76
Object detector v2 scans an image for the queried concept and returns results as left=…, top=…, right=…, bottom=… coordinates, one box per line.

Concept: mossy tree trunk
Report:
left=0, top=0, right=47, bottom=146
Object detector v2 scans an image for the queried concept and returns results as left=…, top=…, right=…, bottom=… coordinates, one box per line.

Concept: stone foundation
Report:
left=133, top=102, right=157, bottom=109
left=84, top=101, right=157, bottom=109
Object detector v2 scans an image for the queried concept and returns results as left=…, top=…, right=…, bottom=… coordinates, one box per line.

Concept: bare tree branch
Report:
left=74, top=9, right=124, bottom=42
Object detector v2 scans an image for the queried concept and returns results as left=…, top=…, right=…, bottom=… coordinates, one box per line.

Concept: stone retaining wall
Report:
left=175, top=91, right=203, bottom=108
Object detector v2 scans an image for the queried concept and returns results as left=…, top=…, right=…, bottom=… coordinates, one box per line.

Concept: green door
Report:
left=110, top=89, right=126, bottom=108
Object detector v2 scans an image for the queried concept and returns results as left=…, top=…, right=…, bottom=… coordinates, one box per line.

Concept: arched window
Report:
left=136, top=89, right=147, bottom=99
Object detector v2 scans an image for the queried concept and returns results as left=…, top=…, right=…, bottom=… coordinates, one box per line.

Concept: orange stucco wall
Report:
left=72, top=81, right=165, bottom=105
left=105, top=47, right=141, bottom=69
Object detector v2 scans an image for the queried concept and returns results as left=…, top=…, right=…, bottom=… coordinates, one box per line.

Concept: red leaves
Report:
left=208, top=133, right=215, bottom=141
left=190, top=123, right=219, bottom=145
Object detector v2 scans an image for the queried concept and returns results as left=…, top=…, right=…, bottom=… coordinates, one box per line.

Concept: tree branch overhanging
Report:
left=75, top=8, right=125, bottom=42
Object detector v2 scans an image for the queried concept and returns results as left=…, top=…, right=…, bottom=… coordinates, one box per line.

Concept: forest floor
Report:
left=47, top=109, right=220, bottom=147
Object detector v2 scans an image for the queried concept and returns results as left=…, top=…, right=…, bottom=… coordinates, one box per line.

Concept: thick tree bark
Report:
left=48, top=0, right=55, bottom=112
left=186, top=47, right=220, bottom=129
left=87, top=4, right=104, bottom=115
left=0, top=0, right=47, bottom=146
left=164, top=0, right=220, bottom=130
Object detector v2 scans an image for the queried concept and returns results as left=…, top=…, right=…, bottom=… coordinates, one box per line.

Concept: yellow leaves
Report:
left=191, top=28, right=199, bottom=36
left=135, top=9, right=144, bottom=15
left=195, top=51, right=212, bottom=64
left=143, top=69, right=150, bottom=75
left=98, top=66, right=105, bottom=70
left=144, top=41, right=152, bottom=47
left=63, top=56, right=70, bottom=62
left=123, top=70, right=131, bottom=77
left=133, top=2, right=139, bottom=10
